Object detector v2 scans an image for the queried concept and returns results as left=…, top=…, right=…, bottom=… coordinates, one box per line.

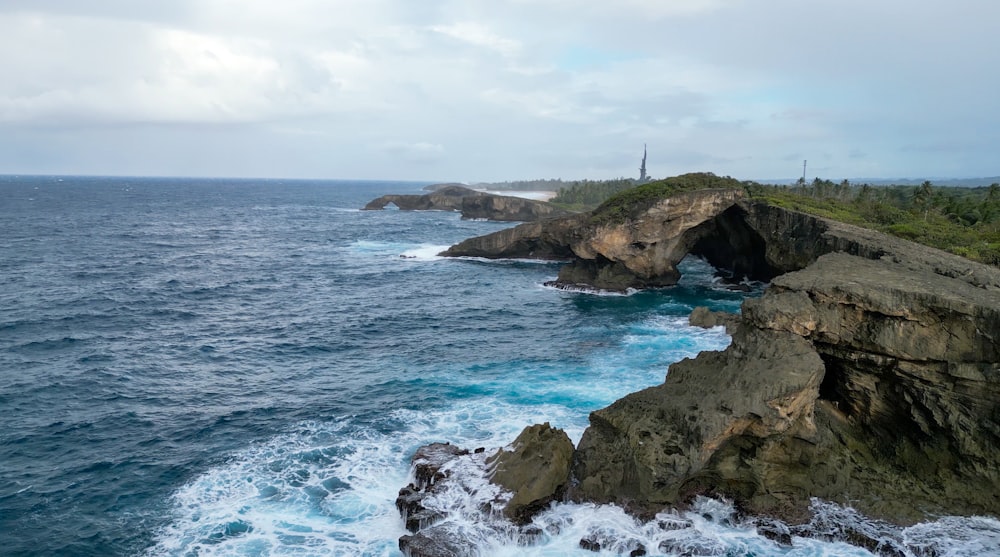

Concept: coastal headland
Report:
left=362, top=184, right=570, bottom=222
left=396, top=174, right=1000, bottom=555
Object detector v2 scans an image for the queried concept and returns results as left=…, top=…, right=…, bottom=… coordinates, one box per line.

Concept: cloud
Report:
left=0, top=0, right=997, bottom=180
left=381, top=141, right=446, bottom=163
left=430, top=22, right=521, bottom=57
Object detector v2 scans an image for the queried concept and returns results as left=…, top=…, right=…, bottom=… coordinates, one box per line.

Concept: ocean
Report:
left=1, top=176, right=998, bottom=556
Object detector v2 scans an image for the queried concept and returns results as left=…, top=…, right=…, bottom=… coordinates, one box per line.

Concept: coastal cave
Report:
left=688, top=205, right=780, bottom=283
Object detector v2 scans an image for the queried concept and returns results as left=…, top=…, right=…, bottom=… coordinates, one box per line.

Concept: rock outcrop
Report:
left=364, top=184, right=480, bottom=211
left=441, top=190, right=999, bottom=291
left=422, top=183, right=1000, bottom=546
left=443, top=189, right=746, bottom=290
left=396, top=425, right=574, bottom=555
left=573, top=251, right=1000, bottom=524
left=486, top=423, right=574, bottom=524
left=363, top=185, right=570, bottom=222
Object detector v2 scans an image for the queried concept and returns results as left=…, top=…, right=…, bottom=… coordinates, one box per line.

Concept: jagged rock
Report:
left=441, top=187, right=1000, bottom=291
left=444, top=189, right=745, bottom=290
left=395, top=443, right=468, bottom=534
left=460, top=195, right=570, bottom=221
left=396, top=485, right=446, bottom=533
left=399, top=524, right=471, bottom=557
left=364, top=185, right=481, bottom=211
left=579, top=536, right=601, bottom=552
left=755, top=518, right=793, bottom=547
left=363, top=185, right=569, bottom=222
left=572, top=322, right=826, bottom=516
left=688, top=306, right=740, bottom=333
left=428, top=182, right=1000, bottom=549
left=411, top=443, right=468, bottom=489
left=572, top=251, right=1000, bottom=524
left=487, top=423, right=574, bottom=524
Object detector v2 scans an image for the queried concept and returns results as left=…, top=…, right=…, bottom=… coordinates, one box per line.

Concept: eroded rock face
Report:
left=444, top=189, right=746, bottom=290
left=396, top=426, right=574, bottom=554
left=459, top=195, right=571, bottom=222
left=441, top=191, right=1000, bottom=292
left=573, top=323, right=826, bottom=516
left=573, top=252, right=1000, bottom=524
left=487, top=423, right=574, bottom=524
left=363, top=185, right=569, bottom=222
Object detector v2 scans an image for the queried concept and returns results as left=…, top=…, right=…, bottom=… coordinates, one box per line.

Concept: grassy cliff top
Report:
left=588, top=172, right=747, bottom=225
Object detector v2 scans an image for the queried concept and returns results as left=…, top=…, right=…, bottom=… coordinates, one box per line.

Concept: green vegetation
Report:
left=473, top=178, right=567, bottom=192
left=588, top=172, right=747, bottom=225
left=548, top=178, right=637, bottom=210
left=546, top=171, right=999, bottom=266
left=499, top=170, right=999, bottom=266
left=749, top=179, right=1000, bottom=266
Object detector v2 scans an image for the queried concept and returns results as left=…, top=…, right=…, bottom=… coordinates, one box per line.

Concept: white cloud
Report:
left=430, top=22, right=521, bottom=57
left=0, top=0, right=997, bottom=180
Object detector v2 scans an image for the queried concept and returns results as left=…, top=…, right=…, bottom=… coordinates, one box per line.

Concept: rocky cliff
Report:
left=443, top=189, right=746, bottom=290
left=362, top=185, right=570, bottom=222
left=574, top=251, right=1000, bottom=524
left=411, top=186, right=1000, bottom=550
left=442, top=190, right=999, bottom=291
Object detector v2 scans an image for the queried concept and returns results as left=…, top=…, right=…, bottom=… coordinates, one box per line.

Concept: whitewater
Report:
left=1, top=176, right=998, bottom=556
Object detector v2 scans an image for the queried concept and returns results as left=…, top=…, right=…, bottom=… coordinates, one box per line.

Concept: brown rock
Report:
left=363, top=185, right=570, bottom=222
left=572, top=251, right=1000, bottom=524
left=487, top=423, right=574, bottom=524
left=688, top=306, right=741, bottom=333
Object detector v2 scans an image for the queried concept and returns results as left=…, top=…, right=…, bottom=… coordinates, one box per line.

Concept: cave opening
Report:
left=687, top=205, right=780, bottom=283
left=817, top=352, right=851, bottom=417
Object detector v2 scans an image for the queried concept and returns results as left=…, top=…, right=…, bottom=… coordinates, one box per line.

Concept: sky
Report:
left=1, top=0, right=998, bottom=182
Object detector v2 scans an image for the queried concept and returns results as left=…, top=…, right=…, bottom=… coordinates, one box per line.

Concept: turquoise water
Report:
left=1, top=176, right=997, bottom=556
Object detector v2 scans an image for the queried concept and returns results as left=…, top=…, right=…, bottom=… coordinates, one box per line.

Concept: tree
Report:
left=913, top=180, right=934, bottom=221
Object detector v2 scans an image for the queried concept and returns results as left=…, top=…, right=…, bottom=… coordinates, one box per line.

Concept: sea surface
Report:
left=1, top=176, right=998, bottom=556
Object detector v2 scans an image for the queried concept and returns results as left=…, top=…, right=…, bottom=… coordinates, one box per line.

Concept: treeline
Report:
left=549, top=178, right=638, bottom=210
left=749, top=178, right=1000, bottom=265
left=472, top=178, right=568, bottom=191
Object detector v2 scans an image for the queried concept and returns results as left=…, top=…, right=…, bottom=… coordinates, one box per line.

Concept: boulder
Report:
left=399, top=524, right=470, bottom=557
left=395, top=443, right=468, bottom=534
left=688, top=306, right=741, bottom=333
left=487, top=423, right=574, bottom=524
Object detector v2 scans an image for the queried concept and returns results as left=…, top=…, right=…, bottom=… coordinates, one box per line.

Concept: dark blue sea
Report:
left=1, top=176, right=998, bottom=556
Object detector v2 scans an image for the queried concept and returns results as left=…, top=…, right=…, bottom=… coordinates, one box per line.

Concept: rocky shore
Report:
left=362, top=184, right=570, bottom=222
left=398, top=183, right=1000, bottom=555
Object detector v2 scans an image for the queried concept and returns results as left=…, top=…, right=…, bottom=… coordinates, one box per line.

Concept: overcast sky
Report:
left=2, top=1, right=997, bottom=182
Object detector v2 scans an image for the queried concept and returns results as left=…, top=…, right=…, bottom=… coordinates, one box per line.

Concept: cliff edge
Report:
left=362, top=185, right=570, bottom=222
left=574, top=251, right=1000, bottom=524
left=424, top=182, right=1000, bottom=540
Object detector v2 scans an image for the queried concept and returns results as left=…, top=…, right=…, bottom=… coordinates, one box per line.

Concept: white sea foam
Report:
left=345, top=240, right=452, bottom=261
left=145, top=400, right=586, bottom=556
left=398, top=244, right=451, bottom=261
left=451, top=255, right=565, bottom=266
left=145, top=285, right=998, bottom=557
left=539, top=282, right=640, bottom=296
left=903, top=515, right=1000, bottom=556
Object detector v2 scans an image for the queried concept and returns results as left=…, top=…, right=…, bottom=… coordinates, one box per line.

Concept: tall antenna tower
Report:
left=639, top=144, right=648, bottom=182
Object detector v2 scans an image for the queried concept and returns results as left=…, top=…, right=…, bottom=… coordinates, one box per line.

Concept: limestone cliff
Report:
left=442, top=192, right=1000, bottom=291
left=573, top=252, right=1000, bottom=524
left=362, top=185, right=570, bottom=222
left=444, top=189, right=746, bottom=290
left=428, top=184, right=1000, bottom=533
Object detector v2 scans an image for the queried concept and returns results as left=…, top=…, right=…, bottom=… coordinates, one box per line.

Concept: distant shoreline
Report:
left=478, top=189, right=557, bottom=201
